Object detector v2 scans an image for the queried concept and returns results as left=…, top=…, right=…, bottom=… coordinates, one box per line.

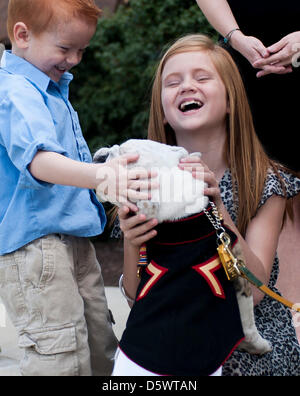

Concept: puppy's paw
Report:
left=238, top=334, right=272, bottom=355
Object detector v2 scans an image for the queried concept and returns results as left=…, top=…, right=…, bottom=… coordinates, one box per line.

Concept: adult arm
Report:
left=195, top=0, right=287, bottom=74
left=195, top=0, right=240, bottom=39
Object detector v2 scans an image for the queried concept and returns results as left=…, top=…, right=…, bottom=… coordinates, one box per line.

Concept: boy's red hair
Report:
left=7, top=0, right=102, bottom=42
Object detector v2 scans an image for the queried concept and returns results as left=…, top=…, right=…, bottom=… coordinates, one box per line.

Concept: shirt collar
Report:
left=1, top=51, right=73, bottom=94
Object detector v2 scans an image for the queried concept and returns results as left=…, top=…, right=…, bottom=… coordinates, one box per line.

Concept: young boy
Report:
left=0, top=0, right=152, bottom=376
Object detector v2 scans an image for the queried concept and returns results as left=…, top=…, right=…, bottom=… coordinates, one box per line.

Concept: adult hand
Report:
left=118, top=206, right=158, bottom=247
left=230, top=31, right=287, bottom=76
left=252, top=32, right=300, bottom=77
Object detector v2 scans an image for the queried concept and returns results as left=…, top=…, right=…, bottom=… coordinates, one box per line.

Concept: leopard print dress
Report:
left=220, top=169, right=300, bottom=376
left=111, top=168, right=300, bottom=376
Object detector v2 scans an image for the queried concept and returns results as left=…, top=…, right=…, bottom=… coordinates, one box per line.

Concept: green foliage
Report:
left=70, top=0, right=216, bottom=155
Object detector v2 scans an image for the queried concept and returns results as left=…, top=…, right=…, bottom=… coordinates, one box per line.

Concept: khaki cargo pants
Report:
left=0, top=234, right=118, bottom=376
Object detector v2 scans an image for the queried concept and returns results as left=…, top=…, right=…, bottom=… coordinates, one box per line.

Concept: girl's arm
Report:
left=118, top=206, right=158, bottom=307
left=180, top=156, right=286, bottom=305
left=218, top=195, right=285, bottom=305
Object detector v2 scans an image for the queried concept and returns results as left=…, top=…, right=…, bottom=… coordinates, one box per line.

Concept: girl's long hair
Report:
left=148, top=34, right=289, bottom=236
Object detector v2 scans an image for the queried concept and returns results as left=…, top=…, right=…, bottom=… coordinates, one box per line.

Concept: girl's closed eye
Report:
left=165, top=79, right=181, bottom=87
left=195, top=74, right=210, bottom=82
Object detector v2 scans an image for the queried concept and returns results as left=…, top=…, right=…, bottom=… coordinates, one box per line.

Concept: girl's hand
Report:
left=118, top=206, right=158, bottom=247
left=178, top=153, right=203, bottom=178
left=253, top=32, right=300, bottom=77
left=178, top=156, right=222, bottom=205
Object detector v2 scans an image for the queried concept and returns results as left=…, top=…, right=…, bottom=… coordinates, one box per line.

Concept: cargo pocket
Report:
left=18, top=323, right=79, bottom=376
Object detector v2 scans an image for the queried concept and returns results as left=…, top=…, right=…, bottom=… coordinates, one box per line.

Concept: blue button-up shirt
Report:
left=0, top=51, right=106, bottom=255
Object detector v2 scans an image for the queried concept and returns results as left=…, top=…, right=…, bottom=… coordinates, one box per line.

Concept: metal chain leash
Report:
left=204, top=201, right=241, bottom=280
left=203, top=201, right=226, bottom=237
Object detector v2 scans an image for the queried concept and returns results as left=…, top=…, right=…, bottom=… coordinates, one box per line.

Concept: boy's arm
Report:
left=29, top=151, right=101, bottom=190
left=29, top=151, right=157, bottom=212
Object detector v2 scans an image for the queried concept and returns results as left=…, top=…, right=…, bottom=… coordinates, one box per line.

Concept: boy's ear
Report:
left=13, top=22, right=30, bottom=49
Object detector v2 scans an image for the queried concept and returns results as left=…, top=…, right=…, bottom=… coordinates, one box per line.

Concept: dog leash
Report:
left=204, top=202, right=300, bottom=313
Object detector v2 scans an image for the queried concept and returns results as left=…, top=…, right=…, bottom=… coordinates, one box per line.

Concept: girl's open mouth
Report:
left=179, top=99, right=203, bottom=113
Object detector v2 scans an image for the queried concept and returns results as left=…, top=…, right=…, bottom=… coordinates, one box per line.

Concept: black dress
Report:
left=226, top=0, right=300, bottom=171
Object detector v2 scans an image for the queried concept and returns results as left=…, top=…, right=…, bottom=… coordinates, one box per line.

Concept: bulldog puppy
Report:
left=94, top=139, right=272, bottom=355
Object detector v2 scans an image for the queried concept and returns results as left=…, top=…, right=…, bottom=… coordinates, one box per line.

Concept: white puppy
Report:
left=94, top=139, right=208, bottom=222
left=94, top=139, right=272, bottom=355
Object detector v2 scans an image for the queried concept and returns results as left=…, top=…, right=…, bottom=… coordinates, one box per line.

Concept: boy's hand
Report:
left=96, top=153, right=158, bottom=212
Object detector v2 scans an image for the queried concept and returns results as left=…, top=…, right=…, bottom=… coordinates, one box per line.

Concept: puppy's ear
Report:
left=93, top=145, right=121, bottom=163
left=93, top=147, right=110, bottom=163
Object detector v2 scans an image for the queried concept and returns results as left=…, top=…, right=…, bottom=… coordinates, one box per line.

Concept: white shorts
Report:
left=112, top=347, right=222, bottom=376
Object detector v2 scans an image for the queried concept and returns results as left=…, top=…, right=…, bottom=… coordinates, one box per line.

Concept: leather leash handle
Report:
left=238, top=263, right=300, bottom=313
left=217, top=230, right=300, bottom=313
